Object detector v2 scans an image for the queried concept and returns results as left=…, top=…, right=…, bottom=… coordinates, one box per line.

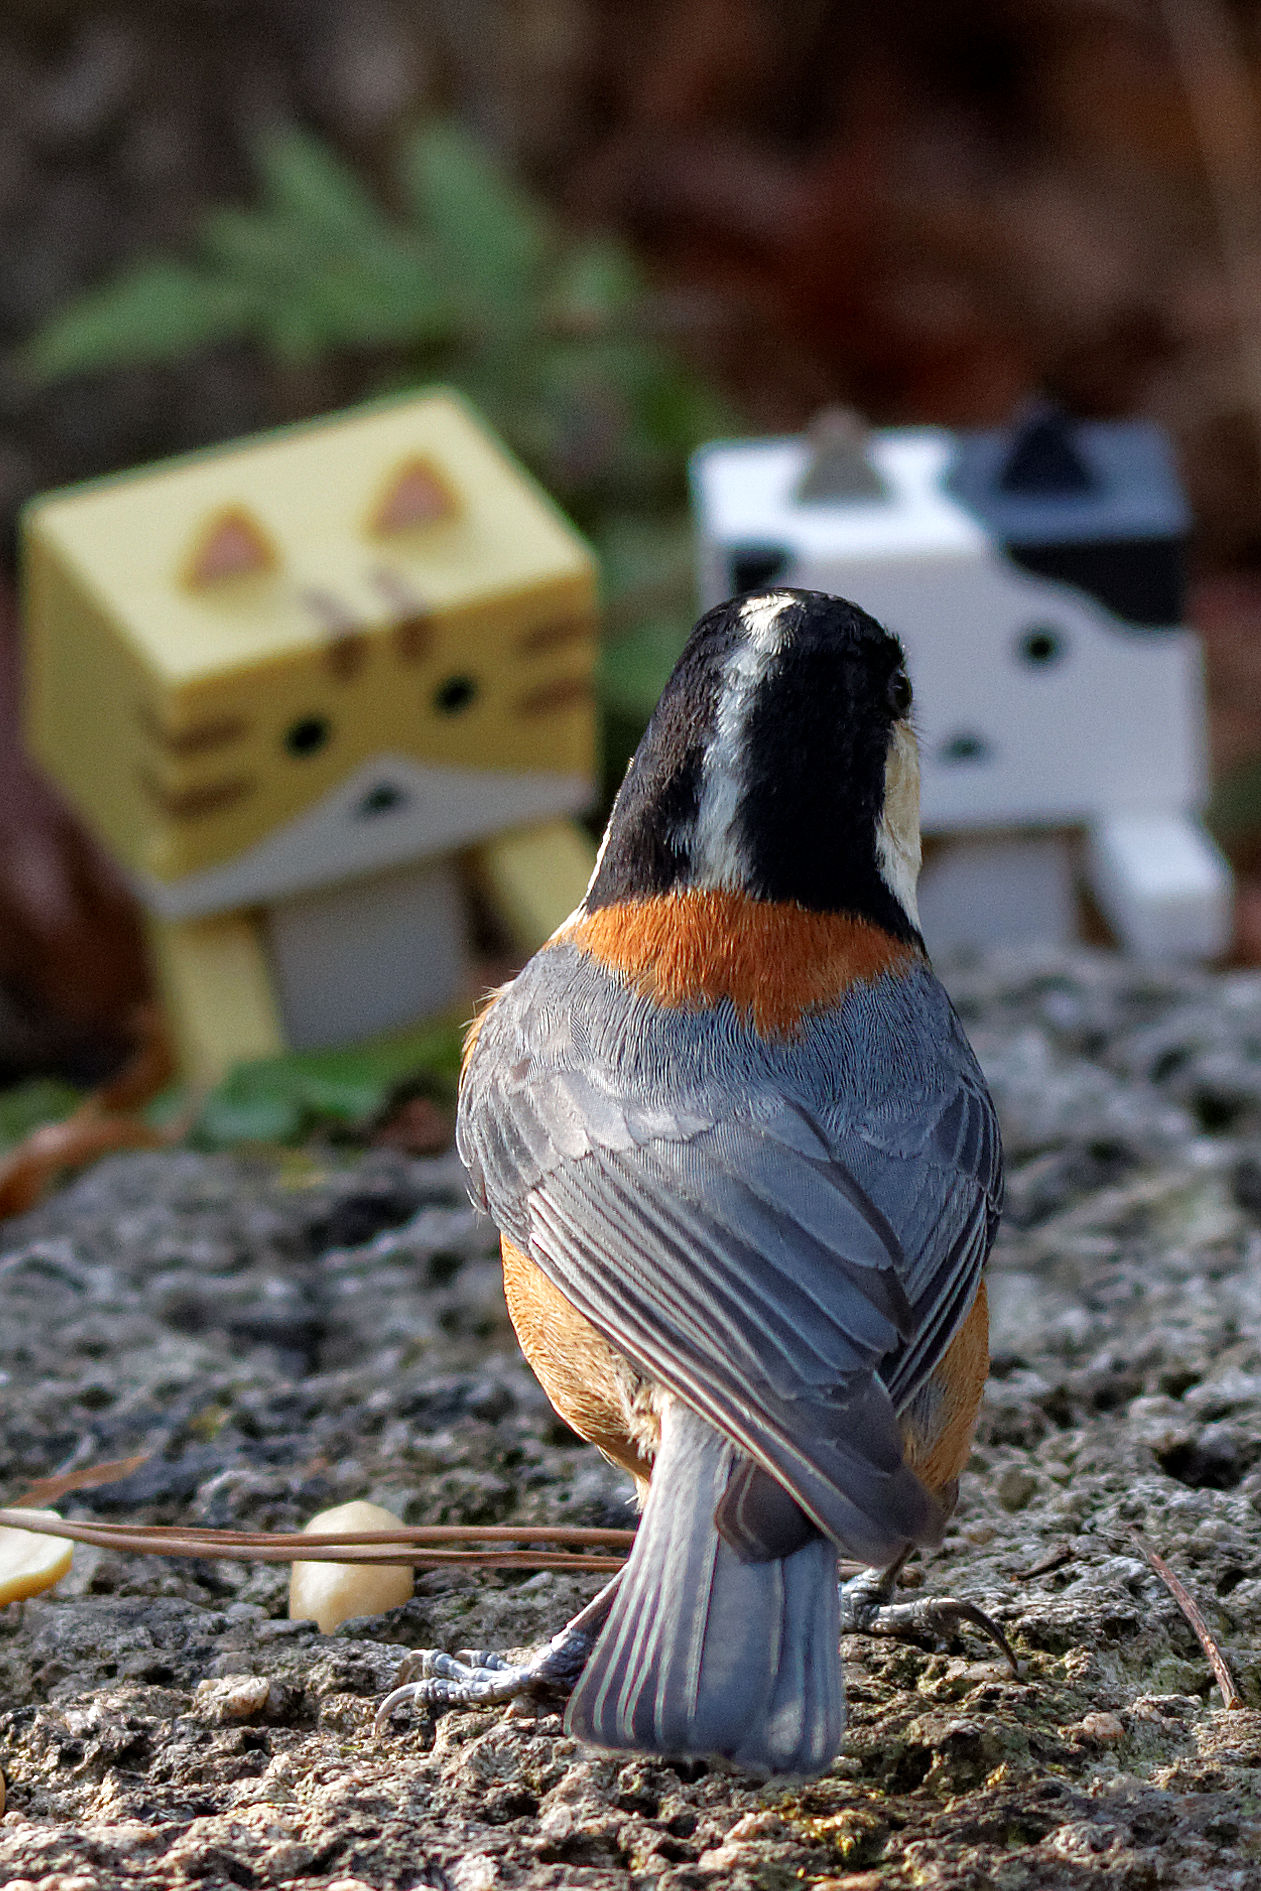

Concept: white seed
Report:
left=288, top=1500, right=413, bottom=1634
left=0, top=1510, right=73, bottom=1606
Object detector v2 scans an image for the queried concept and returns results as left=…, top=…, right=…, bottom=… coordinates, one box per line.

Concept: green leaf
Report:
left=195, top=1087, right=305, bottom=1147
left=190, top=1018, right=465, bottom=1150
left=199, top=207, right=313, bottom=296
left=288, top=1020, right=467, bottom=1098
left=201, top=203, right=448, bottom=362
left=255, top=126, right=399, bottom=252
left=637, top=361, right=738, bottom=455
left=258, top=298, right=345, bottom=369
left=402, top=122, right=548, bottom=322
left=295, top=1073, right=387, bottom=1122
left=301, top=252, right=451, bottom=352
left=0, top=1077, right=82, bottom=1152
left=21, top=261, right=254, bottom=381
left=595, top=511, right=696, bottom=755
left=254, top=127, right=450, bottom=340
left=549, top=240, right=644, bottom=330
left=599, top=616, right=691, bottom=720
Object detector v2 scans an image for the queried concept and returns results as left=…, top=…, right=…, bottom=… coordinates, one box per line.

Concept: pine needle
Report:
left=0, top=1507, right=633, bottom=1575
left=1133, top=1530, right=1245, bottom=1710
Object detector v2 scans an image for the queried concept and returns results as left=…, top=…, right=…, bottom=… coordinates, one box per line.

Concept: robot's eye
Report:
left=887, top=668, right=912, bottom=717
left=284, top=715, right=332, bottom=757
left=1019, top=626, right=1068, bottom=666
left=433, top=675, right=478, bottom=715
left=940, top=731, right=991, bottom=764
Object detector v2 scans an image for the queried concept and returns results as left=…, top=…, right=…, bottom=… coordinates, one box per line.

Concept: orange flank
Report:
left=901, top=1276, right=989, bottom=1497
left=567, top=889, right=919, bottom=1036
left=500, top=1239, right=654, bottom=1487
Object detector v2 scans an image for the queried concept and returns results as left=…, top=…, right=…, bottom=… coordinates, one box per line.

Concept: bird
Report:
left=376, top=587, right=1003, bottom=1776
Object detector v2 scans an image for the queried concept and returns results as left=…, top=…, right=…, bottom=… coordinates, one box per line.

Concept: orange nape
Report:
left=567, top=888, right=920, bottom=1036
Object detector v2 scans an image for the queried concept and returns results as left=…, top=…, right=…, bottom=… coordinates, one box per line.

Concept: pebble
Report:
left=193, top=1674, right=272, bottom=1722
left=996, top=1466, right=1039, bottom=1511
left=1072, top=1711, right=1127, bottom=1744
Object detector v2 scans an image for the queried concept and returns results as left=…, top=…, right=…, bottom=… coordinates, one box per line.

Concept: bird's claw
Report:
left=374, top=1623, right=599, bottom=1733
left=839, top=1566, right=1019, bottom=1673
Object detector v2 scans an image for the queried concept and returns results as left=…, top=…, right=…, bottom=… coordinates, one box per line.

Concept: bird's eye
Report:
left=887, top=669, right=912, bottom=717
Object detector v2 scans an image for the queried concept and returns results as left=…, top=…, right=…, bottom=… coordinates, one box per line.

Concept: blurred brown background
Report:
left=5, top=0, right=1261, bottom=1080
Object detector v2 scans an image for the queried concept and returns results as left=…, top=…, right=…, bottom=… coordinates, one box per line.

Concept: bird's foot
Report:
left=840, top=1563, right=1018, bottom=1673
left=374, top=1576, right=619, bottom=1733
left=373, top=1624, right=594, bottom=1729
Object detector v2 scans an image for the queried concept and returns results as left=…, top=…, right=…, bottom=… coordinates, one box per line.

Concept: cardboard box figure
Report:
left=24, top=391, right=599, bottom=1081
left=692, top=407, right=1232, bottom=960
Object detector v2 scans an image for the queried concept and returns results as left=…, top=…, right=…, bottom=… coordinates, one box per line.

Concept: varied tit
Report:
left=381, top=587, right=1003, bottom=1776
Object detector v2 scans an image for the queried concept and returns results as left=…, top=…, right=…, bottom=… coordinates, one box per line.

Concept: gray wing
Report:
left=459, top=941, right=1002, bottom=1566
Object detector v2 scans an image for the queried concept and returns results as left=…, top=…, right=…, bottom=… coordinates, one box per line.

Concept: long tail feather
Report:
left=566, top=1399, right=843, bottom=1775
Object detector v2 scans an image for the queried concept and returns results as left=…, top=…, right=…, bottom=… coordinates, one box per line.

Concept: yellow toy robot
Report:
left=22, top=391, right=599, bottom=1083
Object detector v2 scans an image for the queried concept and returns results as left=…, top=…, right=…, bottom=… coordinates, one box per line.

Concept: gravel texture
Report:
left=2, top=951, right=1261, bottom=1885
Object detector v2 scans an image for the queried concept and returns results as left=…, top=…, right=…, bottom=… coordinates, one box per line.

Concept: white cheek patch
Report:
left=876, top=719, right=923, bottom=927
left=691, top=592, right=795, bottom=888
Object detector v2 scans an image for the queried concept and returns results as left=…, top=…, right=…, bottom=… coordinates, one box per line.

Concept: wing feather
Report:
left=459, top=942, right=1002, bottom=1560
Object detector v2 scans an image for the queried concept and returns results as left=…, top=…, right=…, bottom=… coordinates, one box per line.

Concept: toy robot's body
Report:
left=24, top=392, right=598, bottom=1080
left=692, top=412, right=1231, bottom=960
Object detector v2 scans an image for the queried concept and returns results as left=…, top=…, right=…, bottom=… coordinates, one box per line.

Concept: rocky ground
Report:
left=0, top=951, right=1261, bottom=1886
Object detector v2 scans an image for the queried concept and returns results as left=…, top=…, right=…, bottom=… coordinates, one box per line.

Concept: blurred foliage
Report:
left=13, top=119, right=738, bottom=1131
left=596, top=513, right=699, bottom=711
left=0, top=1023, right=464, bottom=1202
left=25, top=121, right=735, bottom=753
left=171, top=1019, right=465, bottom=1149
left=0, top=1076, right=81, bottom=1153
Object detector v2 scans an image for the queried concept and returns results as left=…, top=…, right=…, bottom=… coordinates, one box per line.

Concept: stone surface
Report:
left=0, top=951, right=1260, bottom=1884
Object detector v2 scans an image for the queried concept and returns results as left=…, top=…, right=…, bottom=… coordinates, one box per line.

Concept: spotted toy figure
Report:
left=23, top=391, right=599, bottom=1080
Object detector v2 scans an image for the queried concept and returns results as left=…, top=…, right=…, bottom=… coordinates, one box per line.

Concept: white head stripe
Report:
left=736, top=591, right=796, bottom=640
left=690, top=593, right=795, bottom=888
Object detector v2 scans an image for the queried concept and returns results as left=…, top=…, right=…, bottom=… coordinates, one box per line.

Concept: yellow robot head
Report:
left=23, top=392, right=597, bottom=920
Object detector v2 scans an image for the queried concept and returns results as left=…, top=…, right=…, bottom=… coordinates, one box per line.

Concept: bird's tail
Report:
left=565, top=1398, right=843, bottom=1775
